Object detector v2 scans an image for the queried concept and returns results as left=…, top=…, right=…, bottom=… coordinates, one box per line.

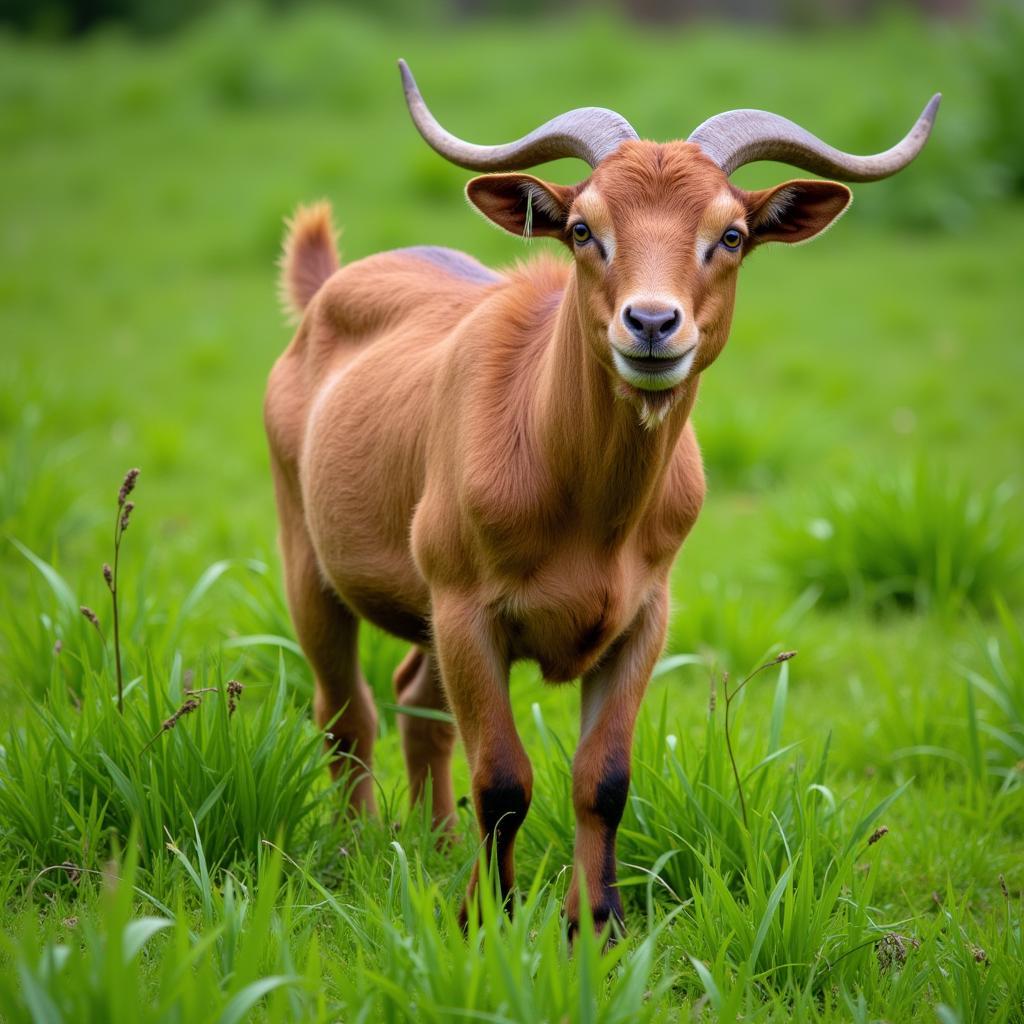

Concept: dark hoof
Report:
left=567, top=900, right=625, bottom=945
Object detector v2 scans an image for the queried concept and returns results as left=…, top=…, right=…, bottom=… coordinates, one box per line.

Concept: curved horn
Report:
left=399, top=59, right=639, bottom=171
left=688, top=94, right=941, bottom=181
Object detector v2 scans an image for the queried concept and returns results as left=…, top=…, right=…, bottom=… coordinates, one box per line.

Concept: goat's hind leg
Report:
left=393, top=647, right=457, bottom=833
left=272, top=468, right=378, bottom=815
left=306, top=593, right=378, bottom=815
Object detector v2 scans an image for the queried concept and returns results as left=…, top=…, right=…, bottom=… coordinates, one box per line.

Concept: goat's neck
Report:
left=534, top=273, right=696, bottom=540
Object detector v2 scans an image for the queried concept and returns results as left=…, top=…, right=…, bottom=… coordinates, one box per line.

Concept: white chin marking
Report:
left=611, top=347, right=696, bottom=392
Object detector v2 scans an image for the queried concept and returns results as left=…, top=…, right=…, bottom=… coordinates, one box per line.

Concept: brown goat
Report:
left=265, top=64, right=938, bottom=931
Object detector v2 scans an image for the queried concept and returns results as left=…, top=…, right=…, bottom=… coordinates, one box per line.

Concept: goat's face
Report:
left=467, top=141, right=850, bottom=403
left=403, top=59, right=935, bottom=410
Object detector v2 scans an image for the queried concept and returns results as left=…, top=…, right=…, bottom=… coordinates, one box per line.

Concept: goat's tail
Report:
left=279, top=201, right=340, bottom=320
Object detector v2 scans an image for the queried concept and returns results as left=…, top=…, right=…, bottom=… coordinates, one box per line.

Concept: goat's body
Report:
left=267, top=220, right=704, bottom=924
left=268, top=246, right=498, bottom=644
left=267, top=242, right=704, bottom=689
left=268, top=68, right=935, bottom=936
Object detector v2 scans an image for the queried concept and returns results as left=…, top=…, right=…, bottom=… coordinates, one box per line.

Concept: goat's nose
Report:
left=622, top=304, right=681, bottom=345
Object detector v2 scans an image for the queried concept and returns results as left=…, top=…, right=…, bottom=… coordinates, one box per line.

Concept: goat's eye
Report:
left=571, top=222, right=592, bottom=245
left=721, top=228, right=743, bottom=251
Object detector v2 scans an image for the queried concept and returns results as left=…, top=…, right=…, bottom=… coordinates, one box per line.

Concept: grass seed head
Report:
left=80, top=605, right=100, bottom=629
left=227, top=679, right=243, bottom=716
left=161, top=697, right=201, bottom=734
left=876, top=932, right=918, bottom=972
left=868, top=825, right=889, bottom=845
left=176, top=696, right=200, bottom=718
left=117, top=467, right=139, bottom=507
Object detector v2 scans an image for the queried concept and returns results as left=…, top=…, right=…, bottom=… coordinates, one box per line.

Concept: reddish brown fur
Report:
left=265, top=139, right=850, bottom=930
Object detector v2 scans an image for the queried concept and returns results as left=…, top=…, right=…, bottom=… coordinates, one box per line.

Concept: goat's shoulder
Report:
left=499, top=253, right=572, bottom=306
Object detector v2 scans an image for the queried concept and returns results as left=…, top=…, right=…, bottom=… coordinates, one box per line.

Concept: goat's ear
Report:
left=466, top=174, right=573, bottom=239
left=744, top=179, right=852, bottom=246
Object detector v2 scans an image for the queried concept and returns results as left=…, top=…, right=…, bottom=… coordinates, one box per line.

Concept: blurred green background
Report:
left=2, top=0, right=1021, bottom=627
left=3, top=0, right=1024, bottom=772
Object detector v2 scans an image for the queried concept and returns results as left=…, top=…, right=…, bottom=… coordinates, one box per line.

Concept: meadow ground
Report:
left=0, top=6, right=1022, bottom=1021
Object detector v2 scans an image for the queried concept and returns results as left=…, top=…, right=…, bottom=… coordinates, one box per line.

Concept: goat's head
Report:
left=399, top=61, right=939, bottom=418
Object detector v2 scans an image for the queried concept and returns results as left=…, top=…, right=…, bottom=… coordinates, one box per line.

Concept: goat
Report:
left=265, top=62, right=938, bottom=932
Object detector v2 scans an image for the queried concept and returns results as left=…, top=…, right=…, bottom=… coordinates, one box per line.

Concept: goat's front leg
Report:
left=567, top=586, right=669, bottom=935
left=432, top=592, right=532, bottom=925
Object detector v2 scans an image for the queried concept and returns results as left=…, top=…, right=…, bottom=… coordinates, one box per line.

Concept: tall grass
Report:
left=776, top=466, right=1020, bottom=615
left=960, top=600, right=1024, bottom=795
left=0, top=825, right=682, bottom=1023
left=523, top=658, right=923, bottom=999
left=0, top=518, right=1016, bottom=1019
left=0, top=650, right=334, bottom=879
left=3, top=665, right=1016, bottom=1021
left=0, top=833, right=312, bottom=1024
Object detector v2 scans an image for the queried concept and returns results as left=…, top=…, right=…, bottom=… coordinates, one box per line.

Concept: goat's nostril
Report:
left=622, top=304, right=682, bottom=343
left=660, top=309, right=681, bottom=338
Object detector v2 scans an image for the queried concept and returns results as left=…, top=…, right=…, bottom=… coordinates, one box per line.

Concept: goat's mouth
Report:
left=611, top=345, right=696, bottom=391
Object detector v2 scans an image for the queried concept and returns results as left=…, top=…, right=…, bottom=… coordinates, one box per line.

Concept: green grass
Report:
left=1, top=5, right=1022, bottom=1022
left=775, top=465, right=1021, bottom=615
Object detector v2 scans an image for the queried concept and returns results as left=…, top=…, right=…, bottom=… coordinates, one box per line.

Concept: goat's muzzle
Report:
left=622, top=303, right=682, bottom=347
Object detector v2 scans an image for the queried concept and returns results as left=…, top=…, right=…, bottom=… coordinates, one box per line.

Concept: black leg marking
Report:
left=591, top=765, right=630, bottom=831
left=593, top=762, right=630, bottom=928
left=324, top=732, right=360, bottom=764
left=592, top=891, right=624, bottom=928
left=478, top=778, right=531, bottom=842
left=463, top=777, right=531, bottom=928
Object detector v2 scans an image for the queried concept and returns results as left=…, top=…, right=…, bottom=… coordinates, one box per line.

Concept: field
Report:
left=1, top=5, right=1023, bottom=1021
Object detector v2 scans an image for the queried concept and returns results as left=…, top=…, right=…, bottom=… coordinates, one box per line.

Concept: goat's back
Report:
left=265, top=244, right=570, bottom=640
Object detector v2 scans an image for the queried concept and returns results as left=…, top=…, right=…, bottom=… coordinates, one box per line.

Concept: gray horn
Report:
left=688, top=94, right=941, bottom=181
left=399, top=59, right=639, bottom=171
